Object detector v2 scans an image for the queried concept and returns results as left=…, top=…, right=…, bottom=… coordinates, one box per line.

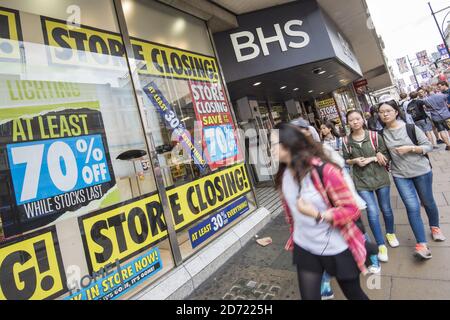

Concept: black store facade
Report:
left=213, top=0, right=366, bottom=185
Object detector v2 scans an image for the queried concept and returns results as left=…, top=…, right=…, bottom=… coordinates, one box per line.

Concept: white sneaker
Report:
left=368, top=264, right=381, bottom=274
left=378, top=245, right=388, bottom=262
left=386, top=234, right=400, bottom=248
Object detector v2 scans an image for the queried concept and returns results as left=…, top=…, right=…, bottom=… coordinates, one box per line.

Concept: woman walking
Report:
left=343, top=110, right=398, bottom=263
left=272, top=122, right=368, bottom=300
left=378, top=100, right=446, bottom=259
left=320, top=121, right=342, bottom=152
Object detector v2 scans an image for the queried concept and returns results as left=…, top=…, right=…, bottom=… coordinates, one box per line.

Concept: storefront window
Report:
left=0, top=0, right=174, bottom=300
left=121, top=0, right=257, bottom=262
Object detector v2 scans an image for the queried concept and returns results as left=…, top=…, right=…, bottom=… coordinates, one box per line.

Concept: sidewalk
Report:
left=188, top=148, right=450, bottom=300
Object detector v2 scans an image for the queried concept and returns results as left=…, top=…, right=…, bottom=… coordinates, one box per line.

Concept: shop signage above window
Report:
left=41, top=17, right=220, bottom=82
left=213, top=0, right=362, bottom=83
left=229, top=19, right=311, bottom=63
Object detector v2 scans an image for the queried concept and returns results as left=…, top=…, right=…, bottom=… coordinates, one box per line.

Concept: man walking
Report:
left=407, top=91, right=435, bottom=145
left=423, top=88, right=450, bottom=151
left=399, top=93, right=414, bottom=124
left=437, top=81, right=450, bottom=109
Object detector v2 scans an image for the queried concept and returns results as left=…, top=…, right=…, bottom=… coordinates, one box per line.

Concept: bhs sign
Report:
left=230, top=20, right=311, bottom=63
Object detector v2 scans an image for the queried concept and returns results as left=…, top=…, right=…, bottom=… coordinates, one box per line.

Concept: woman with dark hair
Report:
left=367, top=106, right=384, bottom=132
left=344, top=110, right=397, bottom=263
left=271, top=122, right=369, bottom=300
left=378, top=100, right=446, bottom=260
left=320, top=121, right=342, bottom=152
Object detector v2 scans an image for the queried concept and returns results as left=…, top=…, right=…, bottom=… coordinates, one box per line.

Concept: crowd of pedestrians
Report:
left=272, top=82, right=449, bottom=300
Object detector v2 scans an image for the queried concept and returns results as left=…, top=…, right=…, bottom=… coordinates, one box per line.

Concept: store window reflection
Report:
left=0, top=0, right=173, bottom=300
left=122, top=0, right=257, bottom=261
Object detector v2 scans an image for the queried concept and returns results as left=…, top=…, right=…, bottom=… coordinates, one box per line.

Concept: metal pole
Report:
left=407, top=55, right=420, bottom=88
left=112, top=0, right=183, bottom=266
left=428, top=2, right=450, bottom=56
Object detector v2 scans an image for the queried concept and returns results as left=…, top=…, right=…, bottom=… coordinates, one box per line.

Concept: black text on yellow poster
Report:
left=79, top=164, right=251, bottom=272
left=41, top=17, right=219, bottom=82
left=131, top=38, right=219, bottom=82
left=0, top=227, right=67, bottom=300
left=0, top=7, right=23, bottom=61
left=317, top=98, right=341, bottom=125
left=79, top=193, right=167, bottom=273
left=167, top=164, right=250, bottom=231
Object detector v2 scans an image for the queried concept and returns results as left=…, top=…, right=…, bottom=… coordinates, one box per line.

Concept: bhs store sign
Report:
left=230, top=20, right=311, bottom=63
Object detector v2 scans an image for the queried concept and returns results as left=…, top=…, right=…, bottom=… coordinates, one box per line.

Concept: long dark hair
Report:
left=273, top=122, right=336, bottom=191
left=321, top=121, right=341, bottom=138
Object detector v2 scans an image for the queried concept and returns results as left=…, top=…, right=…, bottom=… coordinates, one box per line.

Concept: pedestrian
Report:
left=378, top=100, right=446, bottom=260
left=367, top=106, right=384, bottom=132
left=407, top=91, right=435, bottom=146
left=291, top=117, right=321, bottom=143
left=343, top=110, right=397, bottom=263
left=437, top=80, right=450, bottom=109
left=399, top=93, right=414, bottom=124
left=320, top=121, right=342, bottom=152
left=418, top=87, right=442, bottom=145
left=272, top=122, right=369, bottom=300
left=421, top=87, right=450, bottom=151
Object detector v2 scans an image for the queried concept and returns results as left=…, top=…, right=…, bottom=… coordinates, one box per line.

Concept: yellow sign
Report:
left=42, top=17, right=219, bottom=82
left=0, top=7, right=22, bottom=61
left=42, top=17, right=126, bottom=70
left=316, top=98, right=341, bottom=125
left=167, top=163, right=250, bottom=231
left=131, top=38, right=219, bottom=82
left=79, top=164, right=250, bottom=272
left=0, top=227, right=66, bottom=300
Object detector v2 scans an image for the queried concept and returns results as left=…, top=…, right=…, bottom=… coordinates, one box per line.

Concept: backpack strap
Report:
left=405, top=124, right=418, bottom=145
left=342, top=136, right=351, bottom=154
left=368, top=131, right=378, bottom=152
left=405, top=124, right=432, bottom=168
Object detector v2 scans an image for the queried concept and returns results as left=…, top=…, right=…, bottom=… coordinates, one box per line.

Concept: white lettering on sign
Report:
left=230, top=19, right=311, bottom=63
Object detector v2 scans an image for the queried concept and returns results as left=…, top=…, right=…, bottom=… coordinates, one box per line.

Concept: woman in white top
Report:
left=272, top=122, right=368, bottom=300
left=321, top=121, right=342, bottom=152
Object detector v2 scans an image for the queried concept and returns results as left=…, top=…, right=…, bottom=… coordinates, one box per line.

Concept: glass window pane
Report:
left=0, top=0, right=174, bottom=300
left=122, top=0, right=257, bottom=262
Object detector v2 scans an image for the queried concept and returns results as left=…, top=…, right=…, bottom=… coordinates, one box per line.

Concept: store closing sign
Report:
left=41, top=17, right=219, bottom=82
left=189, top=81, right=241, bottom=170
left=79, top=164, right=250, bottom=272
left=143, top=81, right=208, bottom=173
left=0, top=6, right=23, bottom=61
left=317, top=98, right=341, bottom=124
left=0, top=101, right=116, bottom=236
left=0, top=227, right=67, bottom=300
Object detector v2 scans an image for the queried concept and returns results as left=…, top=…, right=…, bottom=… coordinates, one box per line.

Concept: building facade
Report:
left=0, top=0, right=392, bottom=300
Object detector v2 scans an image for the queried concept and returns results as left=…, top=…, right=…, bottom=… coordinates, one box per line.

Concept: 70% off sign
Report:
left=7, top=134, right=112, bottom=205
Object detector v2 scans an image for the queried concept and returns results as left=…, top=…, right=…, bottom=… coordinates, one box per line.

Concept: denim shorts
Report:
left=415, top=118, right=433, bottom=133
left=432, top=119, right=450, bottom=132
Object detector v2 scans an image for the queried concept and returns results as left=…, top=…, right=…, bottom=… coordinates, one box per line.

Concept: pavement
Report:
left=188, top=148, right=450, bottom=300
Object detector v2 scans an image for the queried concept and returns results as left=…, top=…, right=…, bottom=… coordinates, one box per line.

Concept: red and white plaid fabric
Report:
left=281, top=158, right=368, bottom=275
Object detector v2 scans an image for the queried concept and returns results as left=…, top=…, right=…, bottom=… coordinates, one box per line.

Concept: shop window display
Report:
left=121, top=0, right=257, bottom=261
left=0, top=0, right=172, bottom=300
left=0, top=0, right=257, bottom=300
